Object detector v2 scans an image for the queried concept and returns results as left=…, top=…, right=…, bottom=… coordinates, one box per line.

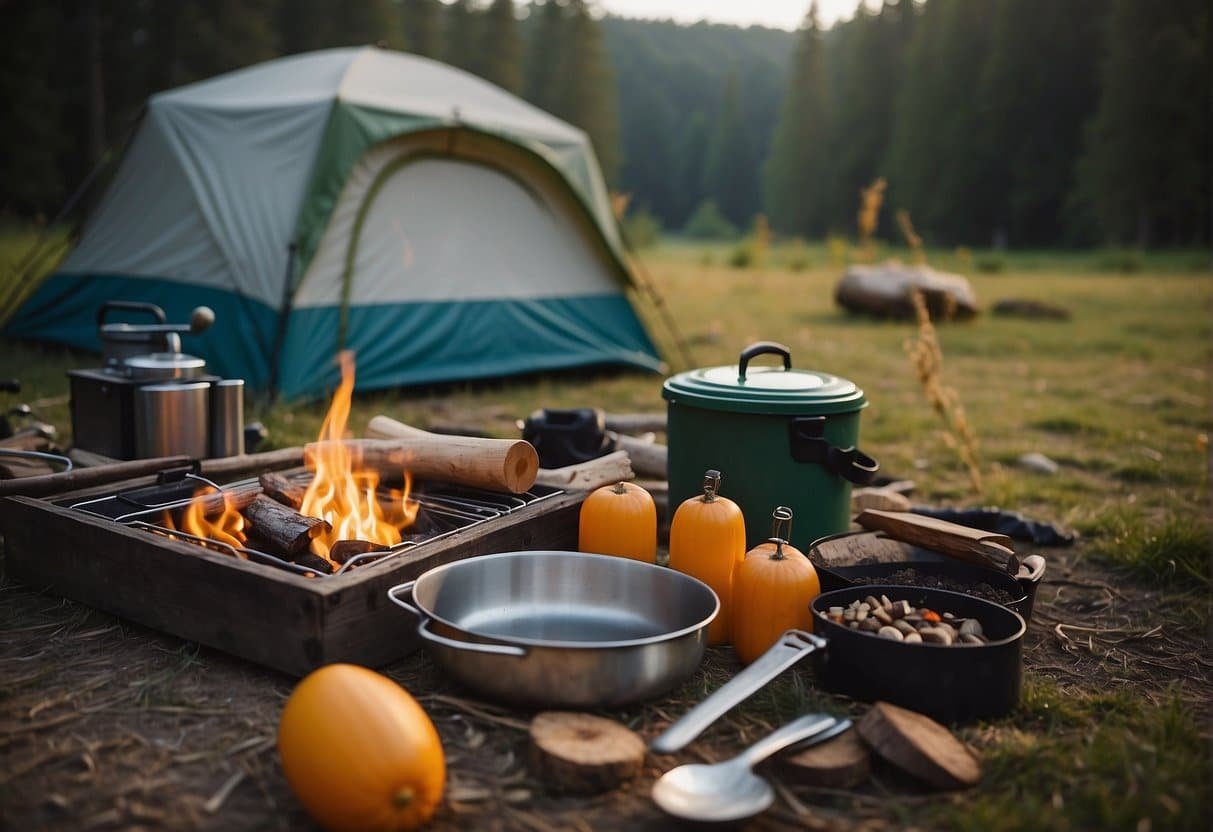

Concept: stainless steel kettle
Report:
left=98, top=301, right=215, bottom=368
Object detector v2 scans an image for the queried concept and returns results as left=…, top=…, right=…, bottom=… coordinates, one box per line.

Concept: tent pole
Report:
left=267, top=243, right=297, bottom=401
left=622, top=242, right=695, bottom=372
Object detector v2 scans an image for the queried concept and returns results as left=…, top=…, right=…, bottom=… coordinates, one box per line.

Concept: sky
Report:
left=597, top=0, right=868, bottom=31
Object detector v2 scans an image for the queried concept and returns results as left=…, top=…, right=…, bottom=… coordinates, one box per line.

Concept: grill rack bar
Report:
left=72, top=470, right=563, bottom=578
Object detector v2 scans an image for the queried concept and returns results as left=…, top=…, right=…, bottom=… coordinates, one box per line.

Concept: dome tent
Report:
left=6, top=47, right=662, bottom=400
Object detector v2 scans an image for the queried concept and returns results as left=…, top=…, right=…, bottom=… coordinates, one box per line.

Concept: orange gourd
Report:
left=278, top=664, right=445, bottom=831
left=578, top=481, right=657, bottom=562
left=669, top=470, right=745, bottom=644
left=731, top=507, right=821, bottom=665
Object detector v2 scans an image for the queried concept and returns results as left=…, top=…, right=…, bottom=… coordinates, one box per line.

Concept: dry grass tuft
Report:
left=856, top=177, right=886, bottom=263
left=895, top=209, right=926, bottom=266
left=903, top=289, right=983, bottom=493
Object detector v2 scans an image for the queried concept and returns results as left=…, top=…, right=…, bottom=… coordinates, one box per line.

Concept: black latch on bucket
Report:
left=788, top=417, right=880, bottom=485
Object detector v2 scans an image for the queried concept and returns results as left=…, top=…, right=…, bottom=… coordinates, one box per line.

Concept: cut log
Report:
left=855, top=509, right=1018, bottom=574
left=328, top=539, right=384, bottom=565
left=603, top=413, right=667, bottom=434
left=242, top=495, right=329, bottom=555
left=258, top=472, right=306, bottom=509
left=355, top=416, right=539, bottom=493
left=780, top=728, right=871, bottom=788
left=609, top=432, right=667, bottom=479
left=529, top=712, right=645, bottom=795
left=533, top=450, right=634, bottom=491
left=856, top=701, right=981, bottom=790
left=193, top=488, right=259, bottom=518
left=291, top=551, right=334, bottom=575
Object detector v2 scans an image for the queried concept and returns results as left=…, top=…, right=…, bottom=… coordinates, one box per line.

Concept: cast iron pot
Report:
left=810, top=585, right=1025, bottom=723
left=388, top=551, right=719, bottom=709
left=652, top=584, right=1025, bottom=752
left=809, top=530, right=1047, bottom=621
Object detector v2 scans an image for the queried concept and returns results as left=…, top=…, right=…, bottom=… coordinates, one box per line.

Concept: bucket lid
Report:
left=662, top=341, right=866, bottom=415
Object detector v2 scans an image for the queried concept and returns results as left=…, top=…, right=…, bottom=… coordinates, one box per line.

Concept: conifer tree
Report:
left=443, top=0, right=480, bottom=73
left=702, top=72, right=757, bottom=227
left=475, top=0, right=522, bottom=92
left=523, top=0, right=565, bottom=111
left=401, top=0, right=441, bottom=58
left=1072, top=0, right=1210, bottom=245
left=553, top=0, right=620, bottom=182
left=763, top=2, right=832, bottom=236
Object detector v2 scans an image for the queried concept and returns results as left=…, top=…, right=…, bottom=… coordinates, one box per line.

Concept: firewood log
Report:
left=856, top=701, right=981, bottom=790
left=609, top=432, right=667, bottom=479
left=533, top=450, right=634, bottom=491
left=320, top=418, right=538, bottom=493
left=258, top=472, right=306, bottom=509
left=242, top=495, right=329, bottom=555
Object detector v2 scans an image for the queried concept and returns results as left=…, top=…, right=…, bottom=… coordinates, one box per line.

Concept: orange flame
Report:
left=301, top=351, right=418, bottom=561
left=165, top=490, right=248, bottom=550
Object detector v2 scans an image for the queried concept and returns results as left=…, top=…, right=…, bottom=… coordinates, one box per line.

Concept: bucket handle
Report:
left=738, top=341, right=791, bottom=382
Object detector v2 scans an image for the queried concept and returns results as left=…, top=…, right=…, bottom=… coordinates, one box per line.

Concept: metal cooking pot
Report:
left=124, top=352, right=207, bottom=381
left=388, top=551, right=719, bottom=708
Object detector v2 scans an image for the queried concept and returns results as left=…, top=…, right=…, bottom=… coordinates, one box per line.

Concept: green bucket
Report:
left=663, top=341, right=879, bottom=550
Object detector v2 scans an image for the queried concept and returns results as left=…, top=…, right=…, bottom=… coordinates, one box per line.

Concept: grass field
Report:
left=1, top=227, right=1210, bottom=829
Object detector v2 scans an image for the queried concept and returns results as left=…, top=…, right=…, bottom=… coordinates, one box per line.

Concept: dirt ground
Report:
left=2, top=536, right=1208, bottom=832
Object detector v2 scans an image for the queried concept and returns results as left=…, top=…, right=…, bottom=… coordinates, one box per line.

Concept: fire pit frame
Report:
left=0, top=464, right=585, bottom=676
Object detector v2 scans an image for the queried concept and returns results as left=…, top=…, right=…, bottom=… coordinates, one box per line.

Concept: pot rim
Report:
left=411, top=550, right=720, bottom=651
left=811, top=584, right=1027, bottom=649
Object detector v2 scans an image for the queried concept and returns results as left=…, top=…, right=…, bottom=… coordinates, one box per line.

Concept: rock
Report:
left=836, top=263, right=979, bottom=320
left=991, top=298, right=1072, bottom=320
left=893, top=620, right=917, bottom=636
left=1018, top=452, right=1059, bottom=475
left=903, top=632, right=923, bottom=644
left=959, top=619, right=983, bottom=637
left=920, top=627, right=954, bottom=646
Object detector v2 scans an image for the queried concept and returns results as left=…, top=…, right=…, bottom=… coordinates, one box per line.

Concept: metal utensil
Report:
left=652, top=713, right=845, bottom=823
left=652, top=629, right=825, bottom=754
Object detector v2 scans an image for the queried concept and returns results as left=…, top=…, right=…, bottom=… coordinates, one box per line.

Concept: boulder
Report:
left=835, top=262, right=979, bottom=320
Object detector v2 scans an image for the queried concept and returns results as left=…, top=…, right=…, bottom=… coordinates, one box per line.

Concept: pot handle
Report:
left=417, top=618, right=528, bottom=658
left=789, top=417, right=881, bottom=485
left=650, top=629, right=826, bottom=754
left=1019, top=554, right=1047, bottom=585
left=97, top=300, right=167, bottom=329
left=387, top=582, right=528, bottom=658
left=738, top=341, right=792, bottom=382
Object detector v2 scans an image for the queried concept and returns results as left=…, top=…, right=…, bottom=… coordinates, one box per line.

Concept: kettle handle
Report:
left=97, top=301, right=168, bottom=329
left=738, top=341, right=792, bottom=382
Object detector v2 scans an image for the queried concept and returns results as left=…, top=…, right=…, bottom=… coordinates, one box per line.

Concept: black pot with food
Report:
left=810, top=585, right=1025, bottom=724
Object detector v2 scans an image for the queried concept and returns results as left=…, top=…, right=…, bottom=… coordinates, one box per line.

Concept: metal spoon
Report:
left=651, top=713, right=849, bottom=823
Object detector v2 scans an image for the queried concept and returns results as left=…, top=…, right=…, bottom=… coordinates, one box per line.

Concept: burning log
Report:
left=242, top=495, right=330, bottom=555
left=291, top=551, right=335, bottom=575
left=312, top=421, right=539, bottom=494
left=258, top=472, right=306, bottom=510
left=196, top=488, right=259, bottom=517
left=328, top=539, right=385, bottom=565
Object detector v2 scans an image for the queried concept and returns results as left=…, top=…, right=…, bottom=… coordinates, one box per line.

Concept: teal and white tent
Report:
left=6, top=47, right=662, bottom=399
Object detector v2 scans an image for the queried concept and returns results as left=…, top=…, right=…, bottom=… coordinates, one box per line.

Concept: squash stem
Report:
left=393, top=787, right=415, bottom=808
left=612, top=481, right=628, bottom=495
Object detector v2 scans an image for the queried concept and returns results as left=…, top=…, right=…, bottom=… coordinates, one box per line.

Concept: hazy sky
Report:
left=598, top=0, right=868, bottom=30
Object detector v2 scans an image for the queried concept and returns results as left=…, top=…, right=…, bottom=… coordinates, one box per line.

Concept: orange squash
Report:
left=278, top=664, right=445, bottom=831
left=669, top=470, right=745, bottom=644
left=578, top=481, right=657, bottom=562
left=731, top=507, right=821, bottom=665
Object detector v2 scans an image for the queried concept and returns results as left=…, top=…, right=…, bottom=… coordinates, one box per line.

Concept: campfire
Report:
left=164, top=351, right=420, bottom=574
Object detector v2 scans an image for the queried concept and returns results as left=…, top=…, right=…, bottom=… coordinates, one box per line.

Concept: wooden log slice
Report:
left=529, top=712, right=645, bottom=795
left=856, top=701, right=981, bottom=790
left=780, top=728, right=871, bottom=788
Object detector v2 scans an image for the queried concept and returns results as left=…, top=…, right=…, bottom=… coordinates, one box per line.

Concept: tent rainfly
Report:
left=5, top=47, right=662, bottom=400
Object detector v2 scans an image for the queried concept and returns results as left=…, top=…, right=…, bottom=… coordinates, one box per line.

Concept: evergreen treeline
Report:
left=1, top=0, right=1207, bottom=248
left=766, top=0, right=1210, bottom=247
